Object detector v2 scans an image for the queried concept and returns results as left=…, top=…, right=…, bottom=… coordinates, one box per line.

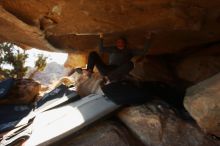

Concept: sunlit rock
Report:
left=0, top=1, right=220, bottom=53
left=118, top=101, right=218, bottom=146
left=54, top=121, right=144, bottom=146
left=0, top=79, right=40, bottom=104
left=184, top=72, right=220, bottom=137
left=64, top=53, right=87, bottom=68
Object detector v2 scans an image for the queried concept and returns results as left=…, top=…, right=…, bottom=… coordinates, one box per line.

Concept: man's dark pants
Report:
left=87, top=51, right=134, bottom=81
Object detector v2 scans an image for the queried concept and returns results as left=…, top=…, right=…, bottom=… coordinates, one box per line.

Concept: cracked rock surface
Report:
left=0, top=0, right=220, bottom=54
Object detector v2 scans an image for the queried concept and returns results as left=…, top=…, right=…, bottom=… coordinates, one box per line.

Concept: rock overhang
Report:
left=0, top=0, right=220, bottom=54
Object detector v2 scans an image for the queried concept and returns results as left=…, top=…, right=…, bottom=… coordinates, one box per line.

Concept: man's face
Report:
left=116, top=39, right=126, bottom=50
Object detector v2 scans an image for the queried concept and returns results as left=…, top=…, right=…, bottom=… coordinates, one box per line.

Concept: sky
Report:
left=2, top=46, right=68, bottom=69
left=25, top=48, right=68, bottom=67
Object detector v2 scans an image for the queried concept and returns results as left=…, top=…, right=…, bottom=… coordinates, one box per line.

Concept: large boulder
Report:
left=176, top=45, right=220, bottom=84
left=75, top=73, right=104, bottom=97
left=118, top=101, right=218, bottom=146
left=184, top=72, right=220, bottom=137
left=54, top=71, right=104, bottom=97
left=0, top=79, right=41, bottom=104
left=54, top=121, right=144, bottom=146
left=130, top=56, right=175, bottom=84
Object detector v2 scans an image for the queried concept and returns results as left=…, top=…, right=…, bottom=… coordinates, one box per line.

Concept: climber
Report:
left=85, top=32, right=154, bottom=82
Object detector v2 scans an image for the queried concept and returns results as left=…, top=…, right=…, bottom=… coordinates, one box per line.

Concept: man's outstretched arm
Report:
left=131, top=32, right=155, bottom=56
left=99, top=33, right=115, bottom=53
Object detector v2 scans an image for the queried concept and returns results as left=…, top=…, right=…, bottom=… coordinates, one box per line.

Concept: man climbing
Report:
left=85, top=32, right=154, bottom=82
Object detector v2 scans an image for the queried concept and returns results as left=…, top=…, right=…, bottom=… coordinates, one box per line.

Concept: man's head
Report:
left=116, top=37, right=127, bottom=50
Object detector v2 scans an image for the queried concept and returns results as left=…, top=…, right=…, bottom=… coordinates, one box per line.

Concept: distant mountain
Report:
left=31, top=62, right=71, bottom=86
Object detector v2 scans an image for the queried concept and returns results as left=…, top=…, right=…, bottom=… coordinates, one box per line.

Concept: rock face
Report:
left=0, top=1, right=220, bottom=145
left=176, top=45, right=220, bottom=84
left=184, top=72, right=220, bottom=137
left=0, top=79, right=40, bottom=104
left=118, top=101, right=218, bottom=146
left=54, top=121, right=145, bottom=146
left=130, top=56, right=175, bottom=84
left=53, top=71, right=104, bottom=97
left=0, top=0, right=220, bottom=54
left=64, top=53, right=87, bottom=68
left=75, top=73, right=104, bottom=97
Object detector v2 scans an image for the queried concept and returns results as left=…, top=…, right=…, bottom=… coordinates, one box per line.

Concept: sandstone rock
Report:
left=130, top=56, right=175, bottom=83
left=54, top=70, right=104, bottom=97
left=1, top=1, right=220, bottom=54
left=176, top=46, right=220, bottom=84
left=0, top=79, right=41, bottom=104
left=184, top=72, right=220, bottom=137
left=0, top=4, right=58, bottom=52
left=54, top=121, right=144, bottom=146
left=71, top=72, right=104, bottom=97
left=118, top=101, right=218, bottom=146
left=64, top=53, right=87, bottom=68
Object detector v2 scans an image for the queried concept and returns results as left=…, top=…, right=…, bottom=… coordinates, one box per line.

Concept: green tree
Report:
left=28, top=54, right=47, bottom=79
left=0, top=42, right=28, bottom=79
left=0, top=42, right=47, bottom=80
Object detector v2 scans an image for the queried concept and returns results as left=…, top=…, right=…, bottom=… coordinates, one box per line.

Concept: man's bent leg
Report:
left=107, top=61, right=134, bottom=81
left=87, top=51, right=109, bottom=76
